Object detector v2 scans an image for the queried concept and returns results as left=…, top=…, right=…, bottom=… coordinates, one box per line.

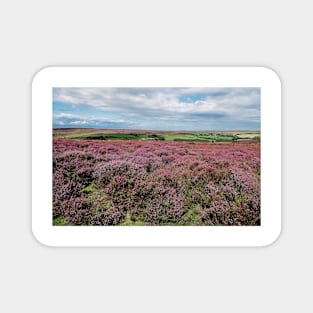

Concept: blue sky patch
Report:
left=53, top=87, right=260, bottom=131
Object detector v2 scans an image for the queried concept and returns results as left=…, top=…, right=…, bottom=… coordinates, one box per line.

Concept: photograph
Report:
left=52, top=87, right=261, bottom=227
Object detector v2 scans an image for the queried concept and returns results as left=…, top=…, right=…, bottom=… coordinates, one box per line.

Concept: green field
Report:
left=53, top=128, right=260, bottom=143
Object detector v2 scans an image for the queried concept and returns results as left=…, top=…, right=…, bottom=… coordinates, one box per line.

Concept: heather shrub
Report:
left=53, top=139, right=260, bottom=226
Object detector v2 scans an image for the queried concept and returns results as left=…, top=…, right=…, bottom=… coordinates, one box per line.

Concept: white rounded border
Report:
left=32, top=67, right=281, bottom=247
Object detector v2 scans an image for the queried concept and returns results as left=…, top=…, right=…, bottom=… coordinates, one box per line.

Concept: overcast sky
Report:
left=53, top=87, right=260, bottom=131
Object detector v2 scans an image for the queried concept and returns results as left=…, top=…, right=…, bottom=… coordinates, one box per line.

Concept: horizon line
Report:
left=53, top=127, right=260, bottom=132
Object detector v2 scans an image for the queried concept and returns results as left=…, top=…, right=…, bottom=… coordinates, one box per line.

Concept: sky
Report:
left=53, top=87, right=260, bottom=131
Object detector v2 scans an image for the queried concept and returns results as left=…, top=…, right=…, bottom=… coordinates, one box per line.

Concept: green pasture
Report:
left=55, top=129, right=260, bottom=143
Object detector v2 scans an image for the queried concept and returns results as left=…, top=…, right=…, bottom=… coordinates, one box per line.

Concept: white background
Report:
left=1, top=1, right=311, bottom=312
left=32, top=67, right=281, bottom=247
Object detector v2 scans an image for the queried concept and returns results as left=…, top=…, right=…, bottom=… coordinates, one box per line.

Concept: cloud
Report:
left=53, top=87, right=260, bottom=130
left=53, top=113, right=136, bottom=129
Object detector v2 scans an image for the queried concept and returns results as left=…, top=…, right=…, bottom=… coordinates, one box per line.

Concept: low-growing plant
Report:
left=53, top=139, right=260, bottom=226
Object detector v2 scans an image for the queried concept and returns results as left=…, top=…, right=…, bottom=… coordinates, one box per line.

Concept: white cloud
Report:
left=53, top=87, right=260, bottom=130
left=70, top=120, right=88, bottom=125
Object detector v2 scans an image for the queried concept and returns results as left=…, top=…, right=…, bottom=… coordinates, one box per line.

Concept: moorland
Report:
left=53, top=128, right=260, bottom=226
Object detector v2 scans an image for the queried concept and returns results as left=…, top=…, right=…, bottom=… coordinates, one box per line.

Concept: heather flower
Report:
left=53, top=139, right=260, bottom=226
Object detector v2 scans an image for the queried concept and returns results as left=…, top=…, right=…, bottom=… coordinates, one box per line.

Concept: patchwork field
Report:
left=53, top=128, right=260, bottom=142
left=53, top=129, right=260, bottom=226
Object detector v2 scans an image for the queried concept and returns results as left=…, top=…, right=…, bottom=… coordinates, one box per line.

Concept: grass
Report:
left=117, top=212, right=146, bottom=226
left=53, top=216, right=68, bottom=226
left=70, top=133, right=147, bottom=140
left=69, top=133, right=167, bottom=141
left=171, top=133, right=237, bottom=142
left=79, top=183, right=98, bottom=194
left=54, top=128, right=260, bottom=143
left=68, top=132, right=249, bottom=142
left=118, top=220, right=147, bottom=226
left=180, top=205, right=202, bottom=225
